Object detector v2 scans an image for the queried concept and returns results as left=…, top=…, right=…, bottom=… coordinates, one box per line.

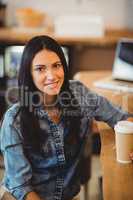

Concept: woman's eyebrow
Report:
left=34, top=61, right=62, bottom=67
left=52, top=61, right=62, bottom=65
left=33, top=64, right=47, bottom=68
left=54, top=61, right=62, bottom=63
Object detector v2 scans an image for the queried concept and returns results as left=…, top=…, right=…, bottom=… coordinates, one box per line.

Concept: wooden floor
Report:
left=88, top=155, right=102, bottom=200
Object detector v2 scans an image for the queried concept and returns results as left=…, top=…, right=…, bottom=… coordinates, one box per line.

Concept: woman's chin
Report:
left=43, top=88, right=60, bottom=96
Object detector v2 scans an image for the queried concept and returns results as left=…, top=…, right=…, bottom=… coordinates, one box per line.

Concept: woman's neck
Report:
left=43, top=95, right=61, bottom=124
left=43, top=94, right=57, bottom=108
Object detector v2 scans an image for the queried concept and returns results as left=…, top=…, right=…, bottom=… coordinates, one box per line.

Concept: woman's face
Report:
left=31, top=49, right=64, bottom=97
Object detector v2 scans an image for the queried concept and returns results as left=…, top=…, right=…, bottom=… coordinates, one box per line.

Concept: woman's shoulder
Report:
left=69, top=79, right=91, bottom=91
left=69, top=80, right=97, bottom=97
left=2, top=103, right=20, bottom=125
left=69, top=79, right=84, bottom=87
left=0, top=103, right=22, bottom=150
left=68, top=80, right=99, bottom=111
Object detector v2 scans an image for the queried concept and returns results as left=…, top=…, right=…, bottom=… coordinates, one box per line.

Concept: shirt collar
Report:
left=34, top=105, right=64, bottom=125
left=34, top=105, right=49, bottom=119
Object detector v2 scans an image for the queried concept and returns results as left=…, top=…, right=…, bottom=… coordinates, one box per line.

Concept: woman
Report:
left=0, top=35, right=133, bottom=200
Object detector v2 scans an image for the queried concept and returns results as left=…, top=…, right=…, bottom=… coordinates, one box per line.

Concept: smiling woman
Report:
left=0, top=35, right=133, bottom=200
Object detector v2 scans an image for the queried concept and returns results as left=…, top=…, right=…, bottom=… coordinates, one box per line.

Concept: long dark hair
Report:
left=16, top=35, right=81, bottom=151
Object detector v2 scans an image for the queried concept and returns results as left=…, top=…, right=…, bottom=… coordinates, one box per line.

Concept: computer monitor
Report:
left=112, top=38, right=133, bottom=81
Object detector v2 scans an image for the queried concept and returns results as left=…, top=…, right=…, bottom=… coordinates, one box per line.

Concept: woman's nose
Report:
left=45, top=69, right=55, bottom=80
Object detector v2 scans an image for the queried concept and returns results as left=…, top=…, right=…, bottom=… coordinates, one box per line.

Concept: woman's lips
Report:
left=44, top=81, right=59, bottom=88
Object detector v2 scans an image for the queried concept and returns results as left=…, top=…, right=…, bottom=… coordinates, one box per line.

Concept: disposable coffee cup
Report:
left=114, top=120, right=133, bottom=164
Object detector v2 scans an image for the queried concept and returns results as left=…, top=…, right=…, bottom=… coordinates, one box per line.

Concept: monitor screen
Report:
left=112, top=38, right=133, bottom=81
left=5, top=46, right=25, bottom=78
left=0, top=55, right=4, bottom=78
left=119, top=41, right=133, bottom=65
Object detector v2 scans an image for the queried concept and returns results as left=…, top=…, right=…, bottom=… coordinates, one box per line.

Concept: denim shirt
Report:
left=0, top=80, right=130, bottom=200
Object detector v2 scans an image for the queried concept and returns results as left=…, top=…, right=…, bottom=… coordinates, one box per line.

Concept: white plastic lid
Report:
left=114, top=120, right=133, bottom=134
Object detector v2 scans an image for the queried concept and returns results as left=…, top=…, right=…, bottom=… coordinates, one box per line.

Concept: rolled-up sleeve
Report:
left=93, top=94, right=131, bottom=128
left=0, top=112, right=33, bottom=200
left=71, top=80, right=132, bottom=127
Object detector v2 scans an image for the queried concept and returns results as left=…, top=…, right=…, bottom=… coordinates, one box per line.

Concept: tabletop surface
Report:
left=74, top=70, right=133, bottom=200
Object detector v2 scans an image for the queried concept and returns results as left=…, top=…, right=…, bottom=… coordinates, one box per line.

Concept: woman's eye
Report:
left=54, top=63, right=62, bottom=68
left=35, top=67, right=45, bottom=72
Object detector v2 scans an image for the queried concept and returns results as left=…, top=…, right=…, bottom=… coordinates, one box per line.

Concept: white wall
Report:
left=6, top=0, right=133, bottom=29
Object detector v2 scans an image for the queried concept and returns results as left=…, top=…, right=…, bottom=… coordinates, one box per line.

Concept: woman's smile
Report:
left=44, top=80, right=59, bottom=87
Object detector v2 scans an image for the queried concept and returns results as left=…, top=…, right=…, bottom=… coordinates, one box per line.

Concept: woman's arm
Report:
left=72, top=80, right=132, bottom=127
left=0, top=111, right=43, bottom=200
left=92, top=94, right=132, bottom=128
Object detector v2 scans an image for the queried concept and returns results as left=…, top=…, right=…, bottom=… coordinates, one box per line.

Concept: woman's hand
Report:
left=25, top=192, right=43, bottom=200
left=129, top=152, right=133, bottom=161
left=127, top=117, right=133, bottom=122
